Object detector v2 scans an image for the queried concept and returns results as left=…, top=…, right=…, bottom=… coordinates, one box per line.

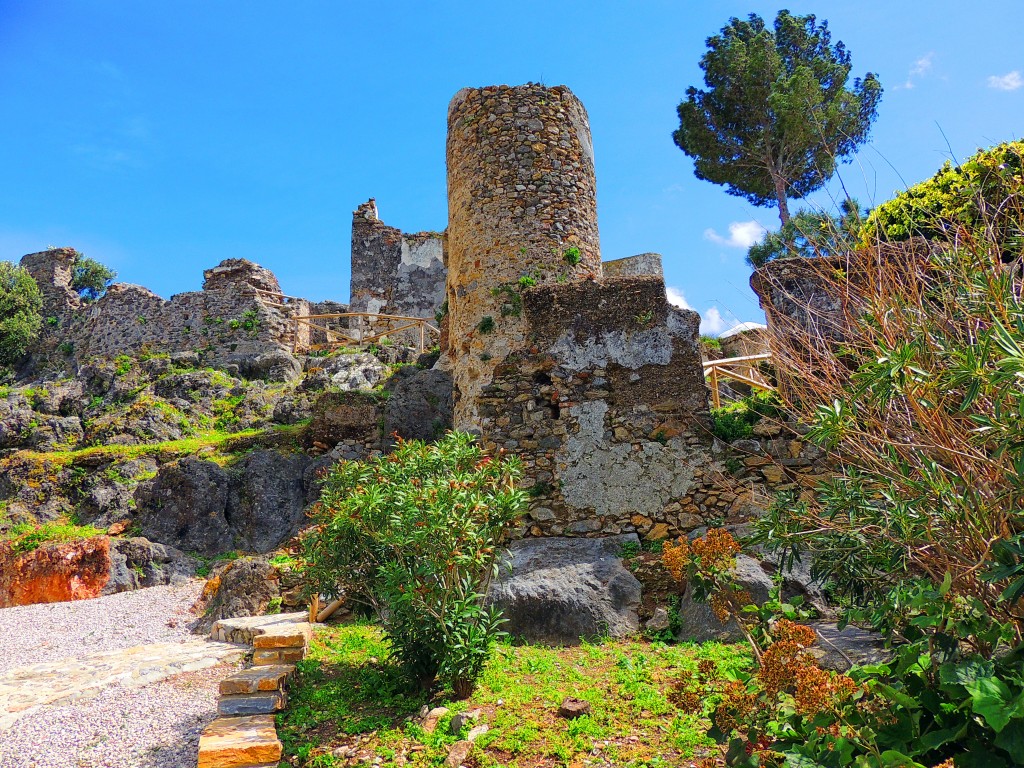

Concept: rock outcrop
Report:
left=487, top=535, right=642, bottom=644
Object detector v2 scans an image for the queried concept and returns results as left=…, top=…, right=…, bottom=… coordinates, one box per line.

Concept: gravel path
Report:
left=0, top=582, right=240, bottom=768
left=0, top=581, right=205, bottom=675
left=0, top=662, right=237, bottom=768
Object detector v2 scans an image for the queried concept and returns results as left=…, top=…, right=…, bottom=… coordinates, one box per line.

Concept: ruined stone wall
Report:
left=444, top=84, right=602, bottom=427
left=349, top=199, right=446, bottom=346
left=475, top=274, right=829, bottom=539
left=603, top=253, right=663, bottom=279
left=21, top=252, right=303, bottom=379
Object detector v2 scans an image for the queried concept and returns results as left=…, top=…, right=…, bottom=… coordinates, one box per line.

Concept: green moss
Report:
left=2, top=519, right=105, bottom=555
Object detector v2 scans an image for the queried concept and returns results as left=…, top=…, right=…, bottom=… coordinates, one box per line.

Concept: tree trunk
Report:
left=771, top=169, right=790, bottom=225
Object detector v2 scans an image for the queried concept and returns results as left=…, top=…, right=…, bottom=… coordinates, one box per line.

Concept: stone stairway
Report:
left=198, top=613, right=313, bottom=768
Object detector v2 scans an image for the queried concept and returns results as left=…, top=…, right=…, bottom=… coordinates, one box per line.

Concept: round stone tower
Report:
left=444, top=83, right=601, bottom=427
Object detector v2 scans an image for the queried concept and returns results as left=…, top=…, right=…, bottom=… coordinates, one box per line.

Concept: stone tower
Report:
left=444, top=83, right=602, bottom=428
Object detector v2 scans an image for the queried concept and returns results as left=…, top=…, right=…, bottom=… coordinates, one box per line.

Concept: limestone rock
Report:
left=445, top=740, right=473, bottom=768
left=137, top=457, right=232, bottom=557
left=103, top=537, right=198, bottom=594
left=421, top=706, right=449, bottom=734
left=191, top=556, right=280, bottom=635
left=807, top=623, right=890, bottom=672
left=383, top=366, right=453, bottom=441
left=645, top=607, right=671, bottom=632
left=226, top=450, right=311, bottom=553
left=486, top=534, right=642, bottom=644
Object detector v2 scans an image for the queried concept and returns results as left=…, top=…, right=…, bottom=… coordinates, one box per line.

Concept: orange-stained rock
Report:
left=0, top=537, right=111, bottom=608
left=197, top=715, right=282, bottom=768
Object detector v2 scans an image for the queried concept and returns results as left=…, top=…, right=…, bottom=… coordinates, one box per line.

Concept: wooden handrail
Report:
left=291, top=311, right=440, bottom=355
left=704, top=353, right=774, bottom=409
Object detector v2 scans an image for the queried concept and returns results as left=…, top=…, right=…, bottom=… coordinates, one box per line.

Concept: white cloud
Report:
left=898, top=52, right=934, bottom=90
left=703, top=220, right=767, bottom=249
left=665, top=286, right=692, bottom=310
left=988, top=71, right=1023, bottom=91
left=665, top=287, right=741, bottom=336
left=701, top=306, right=727, bottom=335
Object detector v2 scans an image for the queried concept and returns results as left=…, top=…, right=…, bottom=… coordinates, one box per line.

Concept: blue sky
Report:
left=1, top=1, right=1021, bottom=334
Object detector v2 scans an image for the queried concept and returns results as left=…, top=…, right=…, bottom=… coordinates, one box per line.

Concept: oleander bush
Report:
left=299, top=432, right=525, bottom=697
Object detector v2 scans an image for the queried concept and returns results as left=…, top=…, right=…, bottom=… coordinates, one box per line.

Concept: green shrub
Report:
left=866, top=140, right=1024, bottom=245
left=0, top=261, right=43, bottom=367
left=300, top=432, right=525, bottom=697
left=747, top=198, right=867, bottom=268
left=710, top=390, right=782, bottom=442
left=69, top=251, right=116, bottom=301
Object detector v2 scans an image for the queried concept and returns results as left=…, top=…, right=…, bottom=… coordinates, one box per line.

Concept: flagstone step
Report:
left=198, top=714, right=282, bottom=768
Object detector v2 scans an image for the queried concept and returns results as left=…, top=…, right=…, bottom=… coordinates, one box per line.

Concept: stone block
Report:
left=198, top=715, right=282, bottom=768
left=252, top=648, right=305, bottom=665
left=218, top=691, right=287, bottom=716
left=219, top=665, right=294, bottom=696
left=252, top=623, right=311, bottom=649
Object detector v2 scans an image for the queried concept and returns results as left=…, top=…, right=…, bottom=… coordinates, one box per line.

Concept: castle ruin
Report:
left=15, top=83, right=827, bottom=545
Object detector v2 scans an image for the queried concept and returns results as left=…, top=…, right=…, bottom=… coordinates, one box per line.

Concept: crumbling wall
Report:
left=21, top=252, right=303, bottom=379
left=603, top=253, right=663, bottom=279
left=444, top=84, right=602, bottom=427
left=349, top=199, right=446, bottom=345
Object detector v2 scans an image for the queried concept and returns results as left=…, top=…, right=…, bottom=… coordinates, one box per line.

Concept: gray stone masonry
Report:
left=349, top=199, right=446, bottom=345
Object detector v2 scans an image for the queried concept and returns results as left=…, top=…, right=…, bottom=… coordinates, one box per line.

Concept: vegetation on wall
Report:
left=691, top=147, right=1024, bottom=766
left=865, top=140, right=1024, bottom=245
left=68, top=249, right=117, bottom=302
left=746, top=198, right=867, bottom=268
left=0, top=261, right=43, bottom=369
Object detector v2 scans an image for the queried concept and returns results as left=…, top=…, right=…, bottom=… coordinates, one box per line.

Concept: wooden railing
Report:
left=292, top=312, right=440, bottom=355
left=250, top=288, right=305, bottom=307
left=703, top=353, right=774, bottom=409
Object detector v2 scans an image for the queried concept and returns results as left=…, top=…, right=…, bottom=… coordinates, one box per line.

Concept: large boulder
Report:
left=676, top=554, right=774, bottom=643
left=675, top=552, right=830, bottom=643
left=227, top=450, right=311, bottom=552
left=238, top=351, right=302, bottom=382
left=0, top=536, right=111, bottom=608
left=103, top=537, right=198, bottom=594
left=807, top=623, right=890, bottom=672
left=306, top=391, right=379, bottom=449
left=383, top=367, right=453, bottom=441
left=191, top=555, right=280, bottom=635
left=136, top=457, right=232, bottom=556
left=487, top=535, right=642, bottom=645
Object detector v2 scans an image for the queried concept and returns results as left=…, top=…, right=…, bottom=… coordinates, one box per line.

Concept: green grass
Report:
left=6, top=423, right=306, bottom=467
left=1, top=519, right=105, bottom=554
left=277, top=622, right=751, bottom=767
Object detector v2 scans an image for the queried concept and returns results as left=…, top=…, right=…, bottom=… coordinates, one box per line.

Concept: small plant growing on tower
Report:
left=562, top=246, right=582, bottom=266
left=477, top=315, right=496, bottom=334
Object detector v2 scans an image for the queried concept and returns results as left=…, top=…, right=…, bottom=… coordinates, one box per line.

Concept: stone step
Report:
left=218, top=690, right=287, bottom=716
left=198, top=715, right=282, bottom=768
left=219, top=664, right=294, bottom=696
left=209, top=613, right=308, bottom=645
left=252, top=623, right=312, bottom=650
left=252, top=647, right=305, bottom=666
